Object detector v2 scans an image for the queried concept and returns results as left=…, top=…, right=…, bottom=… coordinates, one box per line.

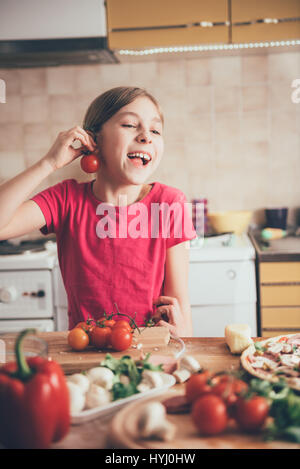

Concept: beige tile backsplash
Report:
left=0, top=51, right=299, bottom=227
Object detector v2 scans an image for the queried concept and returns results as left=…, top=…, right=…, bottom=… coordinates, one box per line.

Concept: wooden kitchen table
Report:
left=51, top=335, right=241, bottom=449
left=2, top=332, right=296, bottom=449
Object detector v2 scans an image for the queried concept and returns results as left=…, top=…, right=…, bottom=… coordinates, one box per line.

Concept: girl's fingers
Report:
left=155, top=320, right=177, bottom=335
left=67, top=127, right=96, bottom=152
left=153, top=296, right=178, bottom=306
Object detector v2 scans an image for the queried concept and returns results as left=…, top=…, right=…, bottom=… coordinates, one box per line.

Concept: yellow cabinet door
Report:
left=231, top=0, right=300, bottom=22
left=261, top=307, right=300, bottom=328
left=106, top=0, right=229, bottom=49
left=260, top=285, right=300, bottom=307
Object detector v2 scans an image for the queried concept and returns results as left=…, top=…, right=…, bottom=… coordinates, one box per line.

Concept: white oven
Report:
left=0, top=239, right=66, bottom=333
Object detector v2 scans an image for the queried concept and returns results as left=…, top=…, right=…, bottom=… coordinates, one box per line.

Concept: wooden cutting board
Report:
left=34, top=327, right=171, bottom=375
left=108, top=390, right=299, bottom=450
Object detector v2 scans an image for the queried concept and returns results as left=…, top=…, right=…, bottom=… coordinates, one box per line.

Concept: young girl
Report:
left=0, top=87, right=196, bottom=336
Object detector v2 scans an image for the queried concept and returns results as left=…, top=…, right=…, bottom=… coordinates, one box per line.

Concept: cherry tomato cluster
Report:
left=185, top=371, right=269, bottom=436
left=67, top=317, right=134, bottom=353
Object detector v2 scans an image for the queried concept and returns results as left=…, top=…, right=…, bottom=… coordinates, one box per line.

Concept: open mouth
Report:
left=127, top=152, right=152, bottom=167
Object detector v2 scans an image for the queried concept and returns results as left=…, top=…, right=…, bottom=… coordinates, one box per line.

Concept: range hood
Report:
left=0, top=0, right=118, bottom=67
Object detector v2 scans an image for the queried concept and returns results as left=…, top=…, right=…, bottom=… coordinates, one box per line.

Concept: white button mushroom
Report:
left=67, top=381, right=86, bottom=414
left=67, top=373, right=90, bottom=394
left=85, top=383, right=112, bottom=409
left=136, top=370, right=164, bottom=393
left=86, top=366, right=115, bottom=390
left=173, top=355, right=202, bottom=383
left=136, top=401, right=176, bottom=442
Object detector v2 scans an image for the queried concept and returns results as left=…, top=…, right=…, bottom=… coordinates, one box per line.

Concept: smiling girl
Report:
left=0, top=87, right=196, bottom=336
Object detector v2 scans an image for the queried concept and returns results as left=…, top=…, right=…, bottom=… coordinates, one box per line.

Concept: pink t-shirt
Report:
left=31, top=179, right=197, bottom=329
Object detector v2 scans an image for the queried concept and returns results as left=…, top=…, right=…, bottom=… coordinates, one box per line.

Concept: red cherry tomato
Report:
left=234, top=395, right=269, bottom=432
left=113, top=320, right=132, bottom=332
left=211, top=375, right=248, bottom=408
left=68, top=327, right=89, bottom=351
left=80, top=154, right=99, bottom=173
left=97, top=318, right=116, bottom=329
left=90, top=326, right=111, bottom=349
left=191, top=394, right=228, bottom=436
left=185, top=371, right=212, bottom=403
left=110, top=327, right=133, bottom=352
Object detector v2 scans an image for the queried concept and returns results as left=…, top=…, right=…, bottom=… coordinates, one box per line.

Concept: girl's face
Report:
left=95, top=96, right=164, bottom=185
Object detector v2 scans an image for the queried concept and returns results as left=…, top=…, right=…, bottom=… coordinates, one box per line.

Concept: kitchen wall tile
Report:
left=0, top=69, right=21, bottom=96
left=214, top=112, right=240, bottom=142
left=0, top=123, right=23, bottom=151
left=98, top=63, right=131, bottom=88
left=185, top=114, right=213, bottom=142
left=211, top=56, right=241, bottom=86
left=74, top=64, right=104, bottom=96
left=242, top=85, right=268, bottom=111
left=186, top=85, right=213, bottom=115
left=241, top=56, right=268, bottom=84
left=157, top=60, right=186, bottom=88
left=269, top=83, right=298, bottom=110
left=129, top=61, right=158, bottom=89
left=23, top=124, right=52, bottom=151
left=213, top=86, right=240, bottom=113
left=49, top=95, right=77, bottom=124
left=47, top=66, right=76, bottom=95
left=270, top=110, right=298, bottom=143
left=240, top=111, right=269, bottom=142
left=22, top=95, right=49, bottom=123
left=0, top=151, right=25, bottom=181
left=242, top=142, right=269, bottom=171
left=268, top=52, right=300, bottom=83
left=19, top=68, right=47, bottom=96
left=0, top=95, right=22, bottom=123
left=185, top=58, right=212, bottom=86
left=0, top=51, right=300, bottom=216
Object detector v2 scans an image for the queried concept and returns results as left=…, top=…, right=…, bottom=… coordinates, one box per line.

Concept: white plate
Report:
left=71, top=372, right=176, bottom=425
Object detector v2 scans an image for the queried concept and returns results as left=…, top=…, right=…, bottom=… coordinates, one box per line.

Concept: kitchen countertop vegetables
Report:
left=0, top=329, right=70, bottom=449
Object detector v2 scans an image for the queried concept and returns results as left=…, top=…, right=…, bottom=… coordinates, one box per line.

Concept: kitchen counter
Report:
left=1, top=332, right=295, bottom=449
left=249, top=230, right=300, bottom=262
left=52, top=335, right=241, bottom=449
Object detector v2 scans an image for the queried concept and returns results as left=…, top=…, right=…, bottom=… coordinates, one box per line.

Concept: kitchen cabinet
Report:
left=231, top=0, right=300, bottom=43
left=259, top=261, right=300, bottom=337
left=106, top=0, right=229, bottom=49
left=249, top=232, right=300, bottom=338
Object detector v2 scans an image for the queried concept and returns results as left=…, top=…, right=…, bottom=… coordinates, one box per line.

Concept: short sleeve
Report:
left=30, top=180, right=69, bottom=235
left=165, top=192, right=197, bottom=249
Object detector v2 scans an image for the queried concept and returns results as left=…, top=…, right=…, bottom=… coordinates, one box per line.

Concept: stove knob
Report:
left=0, top=286, right=18, bottom=303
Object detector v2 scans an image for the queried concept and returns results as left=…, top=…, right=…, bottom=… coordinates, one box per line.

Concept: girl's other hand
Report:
left=152, top=296, right=185, bottom=336
left=43, top=126, right=97, bottom=171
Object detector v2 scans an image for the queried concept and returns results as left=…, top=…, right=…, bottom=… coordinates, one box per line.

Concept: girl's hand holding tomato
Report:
left=43, top=126, right=97, bottom=171
left=152, top=296, right=185, bottom=336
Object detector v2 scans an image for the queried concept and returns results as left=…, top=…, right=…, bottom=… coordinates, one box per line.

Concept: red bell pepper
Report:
left=0, top=329, right=70, bottom=449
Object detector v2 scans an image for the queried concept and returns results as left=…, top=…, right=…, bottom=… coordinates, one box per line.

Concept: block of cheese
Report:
left=225, top=324, right=253, bottom=354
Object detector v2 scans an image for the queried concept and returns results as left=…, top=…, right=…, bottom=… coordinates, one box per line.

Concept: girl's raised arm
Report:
left=0, top=127, right=96, bottom=240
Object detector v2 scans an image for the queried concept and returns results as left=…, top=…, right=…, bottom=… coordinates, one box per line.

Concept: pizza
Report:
left=241, top=333, right=300, bottom=391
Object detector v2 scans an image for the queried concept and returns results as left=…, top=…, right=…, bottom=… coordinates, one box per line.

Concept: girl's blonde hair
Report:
left=83, top=86, right=164, bottom=134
